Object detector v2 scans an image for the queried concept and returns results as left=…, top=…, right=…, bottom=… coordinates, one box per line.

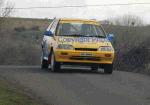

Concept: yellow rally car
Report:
left=41, top=18, right=115, bottom=74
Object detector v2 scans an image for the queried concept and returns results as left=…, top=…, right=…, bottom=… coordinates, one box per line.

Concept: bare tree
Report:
left=0, top=0, right=13, bottom=25
left=109, top=15, right=143, bottom=26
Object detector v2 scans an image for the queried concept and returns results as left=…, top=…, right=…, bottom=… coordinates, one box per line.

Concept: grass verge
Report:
left=0, top=78, right=42, bottom=105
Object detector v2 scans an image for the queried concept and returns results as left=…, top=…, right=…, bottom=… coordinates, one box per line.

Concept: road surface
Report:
left=0, top=66, right=150, bottom=105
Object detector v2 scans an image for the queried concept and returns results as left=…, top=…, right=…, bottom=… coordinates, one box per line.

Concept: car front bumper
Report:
left=54, top=50, right=114, bottom=64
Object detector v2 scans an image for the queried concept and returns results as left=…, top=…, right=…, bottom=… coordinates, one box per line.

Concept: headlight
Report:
left=98, top=46, right=114, bottom=51
left=57, top=44, right=74, bottom=50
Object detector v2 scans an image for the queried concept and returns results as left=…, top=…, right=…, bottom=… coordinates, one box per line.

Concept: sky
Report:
left=7, top=0, right=150, bottom=24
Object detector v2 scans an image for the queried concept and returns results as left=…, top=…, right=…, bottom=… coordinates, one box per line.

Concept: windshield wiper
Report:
left=59, top=34, right=86, bottom=37
left=86, top=35, right=106, bottom=38
left=58, top=34, right=106, bottom=38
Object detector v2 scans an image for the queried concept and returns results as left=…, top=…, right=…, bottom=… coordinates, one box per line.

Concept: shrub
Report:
left=14, top=26, right=26, bottom=32
left=30, top=26, right=40, bottom=31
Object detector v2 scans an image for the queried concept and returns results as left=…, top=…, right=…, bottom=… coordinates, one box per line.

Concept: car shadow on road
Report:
left=45, top=68, right=105, bottom=75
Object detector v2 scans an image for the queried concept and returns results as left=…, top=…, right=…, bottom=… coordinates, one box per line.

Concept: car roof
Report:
left=59, top=18, right=100, bottom=25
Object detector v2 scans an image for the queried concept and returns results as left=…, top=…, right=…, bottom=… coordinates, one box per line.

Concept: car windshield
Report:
left=56, top=22, right=106, bottom=37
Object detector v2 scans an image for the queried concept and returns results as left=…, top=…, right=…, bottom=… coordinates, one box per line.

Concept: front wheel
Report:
left=51, top=52, right=61, bottom=72
left=104, top=64, right=113, bottom=74
left=41, top=59, right=49, bottom=69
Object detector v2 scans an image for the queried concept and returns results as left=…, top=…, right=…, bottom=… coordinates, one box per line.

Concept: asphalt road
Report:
left=0, top=66, right=150, bottom=105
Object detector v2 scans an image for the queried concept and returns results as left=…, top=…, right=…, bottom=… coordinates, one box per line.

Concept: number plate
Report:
left=80, top=52, right=93, bottom=56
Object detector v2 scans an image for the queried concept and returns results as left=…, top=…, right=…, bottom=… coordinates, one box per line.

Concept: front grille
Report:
left=70, top=56, right=100, bottom=61
left=75, top=48, right=97, bottom=51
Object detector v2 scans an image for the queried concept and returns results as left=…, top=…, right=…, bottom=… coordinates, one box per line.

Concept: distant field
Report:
left=0, top=17, right=149, bottom=74
left=3, top=17, right=51, bottom=30
left=0, top=18, right=51, bottom=65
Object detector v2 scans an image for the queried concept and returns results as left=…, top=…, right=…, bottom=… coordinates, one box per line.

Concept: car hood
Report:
left=55, top=36, right=112, bottom=49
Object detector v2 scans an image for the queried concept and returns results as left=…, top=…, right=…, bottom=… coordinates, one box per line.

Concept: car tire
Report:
left=51, top=52, right=61, bottom=72
left=41, top=59, right=49, bottom=69
left=91, top=65, right=98, bottom=71
left=104, top=64, right=113, bottom=74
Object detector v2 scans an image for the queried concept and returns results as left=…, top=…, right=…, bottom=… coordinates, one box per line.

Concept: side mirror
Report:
left=44, top=30, right=53, bottom=36
left=107, top=34, right=114, bottom=42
